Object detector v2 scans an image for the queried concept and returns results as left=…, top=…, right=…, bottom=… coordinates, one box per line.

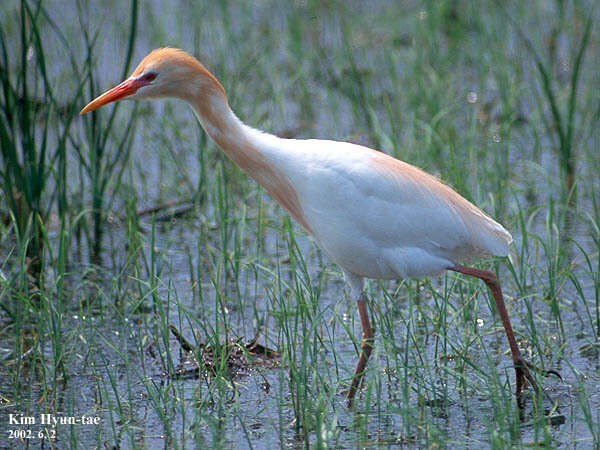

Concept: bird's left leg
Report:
left=346, top=292, right=375, bottom=406
left=449, top=264, right=558, bottom=407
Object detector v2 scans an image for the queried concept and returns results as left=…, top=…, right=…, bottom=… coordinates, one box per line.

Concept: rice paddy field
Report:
left=1, top=0, right=599, bottom=448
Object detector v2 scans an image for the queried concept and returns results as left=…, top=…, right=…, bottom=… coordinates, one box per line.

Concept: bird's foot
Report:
left=515, top=356, right=562, bottom=409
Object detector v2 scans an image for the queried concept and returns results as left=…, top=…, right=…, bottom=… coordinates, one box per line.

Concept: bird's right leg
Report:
left=450, top=264, right=558, bottom=407
left=346, top=292, right=375, bottom=407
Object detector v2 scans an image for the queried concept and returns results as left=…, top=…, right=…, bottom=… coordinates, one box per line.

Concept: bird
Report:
left=81, top=47, right=554, bottom=407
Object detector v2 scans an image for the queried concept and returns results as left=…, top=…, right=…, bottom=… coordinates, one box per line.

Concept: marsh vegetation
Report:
left=1, top=0, right=599, bottom=448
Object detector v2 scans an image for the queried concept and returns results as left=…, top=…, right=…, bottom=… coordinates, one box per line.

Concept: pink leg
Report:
left=346, top=294, right=374, bottom=407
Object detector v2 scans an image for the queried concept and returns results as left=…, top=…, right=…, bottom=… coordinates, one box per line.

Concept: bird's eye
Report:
left=142, top=72, right=156, bottom=82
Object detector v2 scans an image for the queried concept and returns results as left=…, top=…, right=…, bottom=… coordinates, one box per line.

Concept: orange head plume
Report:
left=80, top=48, right=226, bottom=115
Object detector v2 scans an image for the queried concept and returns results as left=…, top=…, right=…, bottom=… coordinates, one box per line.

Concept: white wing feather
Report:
left=251, top=131, right=511, bottom=279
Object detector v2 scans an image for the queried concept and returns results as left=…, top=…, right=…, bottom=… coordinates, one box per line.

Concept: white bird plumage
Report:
left=81, top=47, right=553, bottom=407
left=231, top=125, right=513, bottom=279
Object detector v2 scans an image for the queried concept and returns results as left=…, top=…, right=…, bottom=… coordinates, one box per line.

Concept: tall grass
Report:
left=504, top=2, right=594, bottom=209
left=0, top=0, right=82, bottom=283
left=75, top=0, right=139, bottom=263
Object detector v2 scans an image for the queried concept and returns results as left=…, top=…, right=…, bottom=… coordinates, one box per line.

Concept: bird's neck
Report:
left=186, top=83, right=312, bottom=232
left=188, top=88, right=266, bottom=174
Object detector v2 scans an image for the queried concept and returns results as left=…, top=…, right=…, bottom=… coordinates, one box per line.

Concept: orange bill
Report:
left=80, top=78, right=146, bottom=114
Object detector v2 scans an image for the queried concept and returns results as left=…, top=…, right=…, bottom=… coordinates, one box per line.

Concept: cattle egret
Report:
left=81, top=48, right=555, bottom=406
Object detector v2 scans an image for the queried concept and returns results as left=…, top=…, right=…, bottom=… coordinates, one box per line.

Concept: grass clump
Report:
left=0, top=0, right=81, bottom=283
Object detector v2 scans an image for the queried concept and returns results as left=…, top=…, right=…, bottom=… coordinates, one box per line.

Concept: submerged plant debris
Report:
left=168, top=324, right=280, bottom=380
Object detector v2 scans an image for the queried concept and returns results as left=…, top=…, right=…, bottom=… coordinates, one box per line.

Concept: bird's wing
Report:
left=286, top=139, right=511, bottom=262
